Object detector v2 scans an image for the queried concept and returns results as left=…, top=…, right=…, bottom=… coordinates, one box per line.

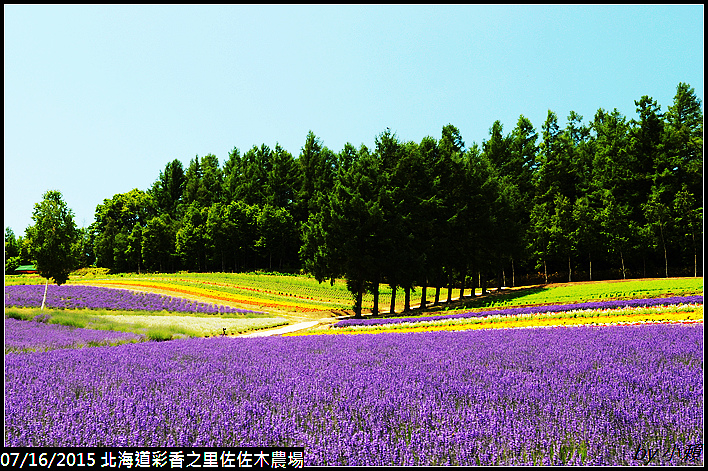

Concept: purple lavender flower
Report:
left=4, top=284, right=264, bottom=315
left=334, top=295, right=704, bottom=328
left=5, top=317, right=145, bottom=352
left=5, top=324, right=703, bottom=466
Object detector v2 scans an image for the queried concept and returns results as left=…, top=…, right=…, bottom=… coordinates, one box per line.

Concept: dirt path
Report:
left=237, top=321, right=321, bottom=338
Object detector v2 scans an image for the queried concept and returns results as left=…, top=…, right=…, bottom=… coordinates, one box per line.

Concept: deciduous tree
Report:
left=26, top=190, right=79, bottom=309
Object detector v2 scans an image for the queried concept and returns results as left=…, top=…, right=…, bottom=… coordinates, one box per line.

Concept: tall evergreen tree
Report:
left=199, top=153, right=223, bottom=207
left=295, top=131, right=336, bottom=225
left=664, top=82, right=703, bottom=204
left=375, top=128, right=408, bottom=312
left=628, top=96, right=663, bottom=213
left=434, top=125, right=467, bottom=301
left=530, top=110, right=576, bottom=280
left=326, top=148, right=384, bottom=317
left=150, top=159, right=186, bottom=219
left=182, top=155, right=203, bottom=207
left=266, top=144, right=299, bottom=210
left=222, top=147, right=243, bottom=204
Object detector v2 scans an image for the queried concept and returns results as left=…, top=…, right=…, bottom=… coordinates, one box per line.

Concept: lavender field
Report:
left=4, top=317, right=145, bottom=353
left=4, top=284, right=263, bottom=314
left=5, top=324, right=703, bottom=465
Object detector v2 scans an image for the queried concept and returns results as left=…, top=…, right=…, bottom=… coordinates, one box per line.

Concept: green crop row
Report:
left=5, top=307, right=288, bottom=339
left=427, top=278, right=704, bottom=316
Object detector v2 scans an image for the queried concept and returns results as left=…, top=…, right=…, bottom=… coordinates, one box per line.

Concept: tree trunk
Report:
left=372, top=280, right=379, bottom=316
left=354, top=282, right=363, bottom=318
left=434, top=285, right=441, bottom=305
left=404, top=286, right=411, bottom=312
left=389, top=285, right=397, bottom=315
left=420, top=285, right=427, bottom=310
left=660, top=224, right=667, bottom=278
left=41, top=278, right=49, bottom=311
left=544, top=259, right=548, bottom=284
left=459, top=266, right=467, bottom=299
left=693, top=231, right=697, bottom=277
left=511, top=259, right=515, bottom=288
left=642, top=256, right=646, bottom=278
left=568, top=254, right=572, bottom=282
left=496, top=266, right=502, bottom=291
left=446, top=274, right=453, bottom=303
left=588, top=253, right=592, bottom=281
left=620, top=249, right=626, bottom=279
left=481, top=275, right=487, bottom=296
left=470, top=265, right=477, bottom=297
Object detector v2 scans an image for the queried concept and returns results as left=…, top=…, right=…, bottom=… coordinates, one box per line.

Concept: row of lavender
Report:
left=335, top=295, right=705, bottom=328
left=5, top=325, right=703, bottom=465
left=5, top=318, right=145, bottom=353
left=4, top=284, right=262, bottom=314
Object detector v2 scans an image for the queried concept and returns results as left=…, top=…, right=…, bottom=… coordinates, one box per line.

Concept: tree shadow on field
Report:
left=439, top=285, right=551, bottom=312
left=363, top=285, right=552, bottom=319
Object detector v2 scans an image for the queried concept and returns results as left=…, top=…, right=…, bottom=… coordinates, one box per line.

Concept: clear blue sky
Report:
left=4, top=4, right=703, bottom=236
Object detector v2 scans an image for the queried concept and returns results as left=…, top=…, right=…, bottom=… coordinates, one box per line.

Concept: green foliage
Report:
left=26, top=190, right=79, bottom=286
left=149, top=159, right=185, bottom=218
left=176, top=203, right=208, bottom=271
left=255, top=205, right=296, bottom=271
left=5, top=256, right=21, bottom=274
left=141, top=214, right=175, bottom=272
left=73, top=82, right=702, bottom=283
left=92, top=189, right=155, bottom=273
left=5, top=227, right=20, bottom=259
left=5, top=227, right=27, bottom=274
left=327, top=146, right=385, bottom=316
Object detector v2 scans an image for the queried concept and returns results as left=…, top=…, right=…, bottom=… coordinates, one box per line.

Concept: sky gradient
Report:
left=4, top=5, right=703, bottom=235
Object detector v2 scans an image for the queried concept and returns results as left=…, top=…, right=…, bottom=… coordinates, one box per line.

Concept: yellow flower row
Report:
left=286, top=307, right=703, bottom=336
left=75, top=279, right=327, bottom=312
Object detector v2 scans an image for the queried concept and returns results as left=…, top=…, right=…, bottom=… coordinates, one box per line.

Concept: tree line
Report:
left=5, top=82, right=702, bottom=315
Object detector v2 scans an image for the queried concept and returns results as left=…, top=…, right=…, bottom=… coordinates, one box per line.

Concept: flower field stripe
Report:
left=334, top=295, right=704, bottom=328
left=5, top=325, right=703, bottom=465
left=4, top=284, right=266, bottom=314
left=161, top=277, right=350, bottom=304
left=95, top=314, right=289, bottom=337
left=75, top=280, right=330, bottom=311
left=290, top=306, right=703, bottom=336
left=4, top=317, right=145, bottom=353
